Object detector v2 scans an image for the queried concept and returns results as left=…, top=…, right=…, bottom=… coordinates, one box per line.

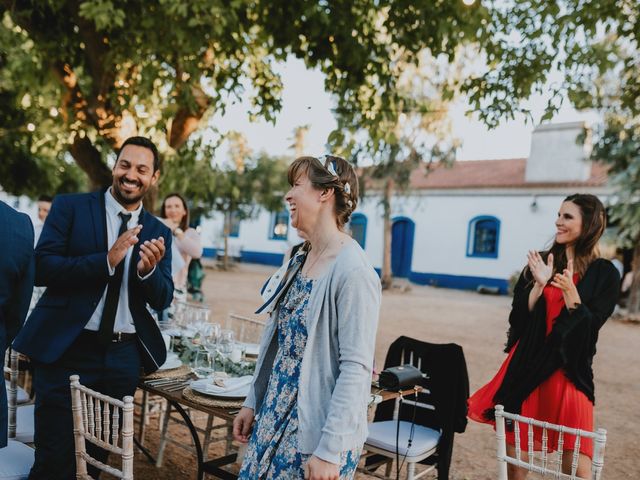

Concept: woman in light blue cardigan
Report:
left=233, top=155, right=381, bottom=480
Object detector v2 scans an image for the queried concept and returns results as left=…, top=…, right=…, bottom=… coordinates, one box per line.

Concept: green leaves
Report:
left=591, top=115, right=640, bottom=246
left=78, top=0, right=125, bottom=30
left=1, top=0, right=638, bottom=200
left=159, top=134, right=290, bottom=222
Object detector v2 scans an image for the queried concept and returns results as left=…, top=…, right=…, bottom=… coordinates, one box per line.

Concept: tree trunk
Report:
left=223, top=210, right=230, bottom=271
left=380, top=178, right=393, bottom=290
left=143, top=186, right=158, bottom=214
left=628, top=241, right=640, bottom=315
left=69, top=136, right=112, bottom=191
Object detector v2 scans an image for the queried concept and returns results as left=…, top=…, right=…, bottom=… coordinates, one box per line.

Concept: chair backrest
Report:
left=226, top=313, right=266, bottom=344
left=368, top=337, right=470, bottom=480
left=374, top=336, right=469, bottom=432
left=69, top=375, right=135, bottom=480
left=494, top=405, right=607, bottom=480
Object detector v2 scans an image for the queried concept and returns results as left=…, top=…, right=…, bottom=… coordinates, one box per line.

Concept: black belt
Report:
left=80, top=330, right=136, bottom=343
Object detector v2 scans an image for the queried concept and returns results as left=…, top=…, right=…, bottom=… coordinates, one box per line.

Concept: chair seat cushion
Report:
left=366, top=420, right=441, bottom=458
left=0, top=440, right=34, bottom=479
left=4, top=381, right=29, bottom=404
left=8, top=405, right=35, bottom=444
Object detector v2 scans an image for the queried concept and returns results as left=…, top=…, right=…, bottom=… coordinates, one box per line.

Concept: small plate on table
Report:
left=190, top=376, right=252, bottom=399
left=158, top=352, right=182, bottom=370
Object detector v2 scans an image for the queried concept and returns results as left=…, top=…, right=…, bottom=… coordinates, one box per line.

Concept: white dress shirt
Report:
left=84, top=189, right=144, bottom=333
left=33, top=220, right=44, bottom=246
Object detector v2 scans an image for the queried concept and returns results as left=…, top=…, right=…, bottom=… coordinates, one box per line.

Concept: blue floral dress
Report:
left=239, top=272, right=360, bottom=479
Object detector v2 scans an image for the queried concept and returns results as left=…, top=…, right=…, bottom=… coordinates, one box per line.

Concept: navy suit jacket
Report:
left=13, top=190, right=173, bottom=374
left=0, top=201, right=34, bottom=448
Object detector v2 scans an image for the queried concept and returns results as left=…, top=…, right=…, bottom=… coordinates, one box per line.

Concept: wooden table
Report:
left=135, top=378, right=422, bottom=480
left=136, top=377, right=240, bottom=480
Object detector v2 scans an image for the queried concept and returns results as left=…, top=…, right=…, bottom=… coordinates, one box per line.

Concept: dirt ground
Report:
left=131, top=263, right=640, bottom=479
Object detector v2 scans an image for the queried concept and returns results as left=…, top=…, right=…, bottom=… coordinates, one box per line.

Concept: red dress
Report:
left=468, top=277, right=593, bottom=457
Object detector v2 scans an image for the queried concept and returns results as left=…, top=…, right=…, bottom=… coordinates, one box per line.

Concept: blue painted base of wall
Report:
left=374, top=267, right=507, bottom=294
left=409, top=271, right=509, bottom=294
left=205, top=248, right=508, bottom=293
left=202, top=247, right=218, bottom=258
left=202, top=248, right=284, bottom=267
left=240, top=250, right=285, bottom=266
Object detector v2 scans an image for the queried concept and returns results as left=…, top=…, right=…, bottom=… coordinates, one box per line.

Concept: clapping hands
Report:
left=137, top=237, right=166, bottom=277
left=527, top=251, right=554, bottom=287
left=108, top=225, right=143, bottom=270
left=551, top=258, right=581, bottom=310
left=551, top=258, right=574, bottom=292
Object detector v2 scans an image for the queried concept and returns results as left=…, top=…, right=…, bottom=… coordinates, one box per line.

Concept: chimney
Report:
left=525, top=122, right=592, bottom=183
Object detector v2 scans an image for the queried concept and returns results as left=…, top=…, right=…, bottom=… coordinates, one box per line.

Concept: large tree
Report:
left=0, top=0, right=490, bottom=198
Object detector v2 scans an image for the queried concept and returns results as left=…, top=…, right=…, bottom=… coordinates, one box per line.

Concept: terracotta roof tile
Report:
left=364, top=159, right=609, bottom=190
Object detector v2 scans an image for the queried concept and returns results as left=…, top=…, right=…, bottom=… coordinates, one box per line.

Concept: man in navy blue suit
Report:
left=0, top=201, right=34, bottom=449
left=13, top=136, right=174, bottom=478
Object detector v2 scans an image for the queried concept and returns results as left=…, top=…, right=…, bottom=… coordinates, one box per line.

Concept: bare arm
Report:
left=174, top=228, right=202, bottom=259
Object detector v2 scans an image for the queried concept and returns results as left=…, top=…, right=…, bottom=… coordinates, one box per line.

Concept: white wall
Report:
left=199, top=209, right=302, bottom=256
left=198, top=189, right=610, bottom=283
left=355, top=190, right=610, bottom=281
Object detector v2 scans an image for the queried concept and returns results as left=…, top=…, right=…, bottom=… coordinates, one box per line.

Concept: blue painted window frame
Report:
left=269, top=209, right=289, bottom=241
left=350, top=213, right=367, bottom=249
left=467, top=216, right=500, bottom=259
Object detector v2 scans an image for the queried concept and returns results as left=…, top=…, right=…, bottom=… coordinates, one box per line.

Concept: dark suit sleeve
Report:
left=136, top=224, right=174, bottom=310
left=6, top=214, right=35, bottom=342
left=35, top=195, right=110, bottom=287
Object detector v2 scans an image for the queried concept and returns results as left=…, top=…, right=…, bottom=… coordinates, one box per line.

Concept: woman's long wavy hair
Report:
left=525, top=193, right=606, bottom=281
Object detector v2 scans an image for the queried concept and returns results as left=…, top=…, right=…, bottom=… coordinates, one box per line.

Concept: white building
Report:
left=200, top=122, right=612, bottom=293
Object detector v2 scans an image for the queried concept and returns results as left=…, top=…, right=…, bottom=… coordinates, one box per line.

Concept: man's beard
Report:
left=112, top=178, right=146, bottom=206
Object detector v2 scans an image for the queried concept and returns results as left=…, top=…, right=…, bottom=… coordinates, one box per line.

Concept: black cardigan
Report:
left=488, top=258, right=620, bottom=418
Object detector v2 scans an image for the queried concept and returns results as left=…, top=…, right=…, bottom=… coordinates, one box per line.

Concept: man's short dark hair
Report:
left=38, top=194, right=53, bottom=203
left=117, top=136, right=160, bottom=172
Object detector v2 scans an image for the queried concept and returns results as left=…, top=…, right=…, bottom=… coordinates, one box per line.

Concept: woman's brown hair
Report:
left=287, top=155, right=359, bottom=229
left=160, top=192, right=190, bottom=232
left=526, top=193, right=606, bottom=281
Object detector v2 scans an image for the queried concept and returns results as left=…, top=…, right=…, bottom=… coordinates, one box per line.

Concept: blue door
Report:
left=350, top=213, right=367, bottom=249
left=391, top=217, right=415, bottom=278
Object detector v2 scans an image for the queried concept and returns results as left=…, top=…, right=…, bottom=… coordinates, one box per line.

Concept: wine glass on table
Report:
left=218, top=329, right=237, bottom=374
left=192, top=348, right=213, bottom=379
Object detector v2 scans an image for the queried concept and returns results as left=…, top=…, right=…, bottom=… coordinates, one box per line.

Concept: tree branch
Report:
left=69, top=135, right=111, bottom=190
left=168, top=84, right=211, bottom=150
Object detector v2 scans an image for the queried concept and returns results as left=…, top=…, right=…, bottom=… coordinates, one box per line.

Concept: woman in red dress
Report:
left=468, top=194, right=620, bottom=479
